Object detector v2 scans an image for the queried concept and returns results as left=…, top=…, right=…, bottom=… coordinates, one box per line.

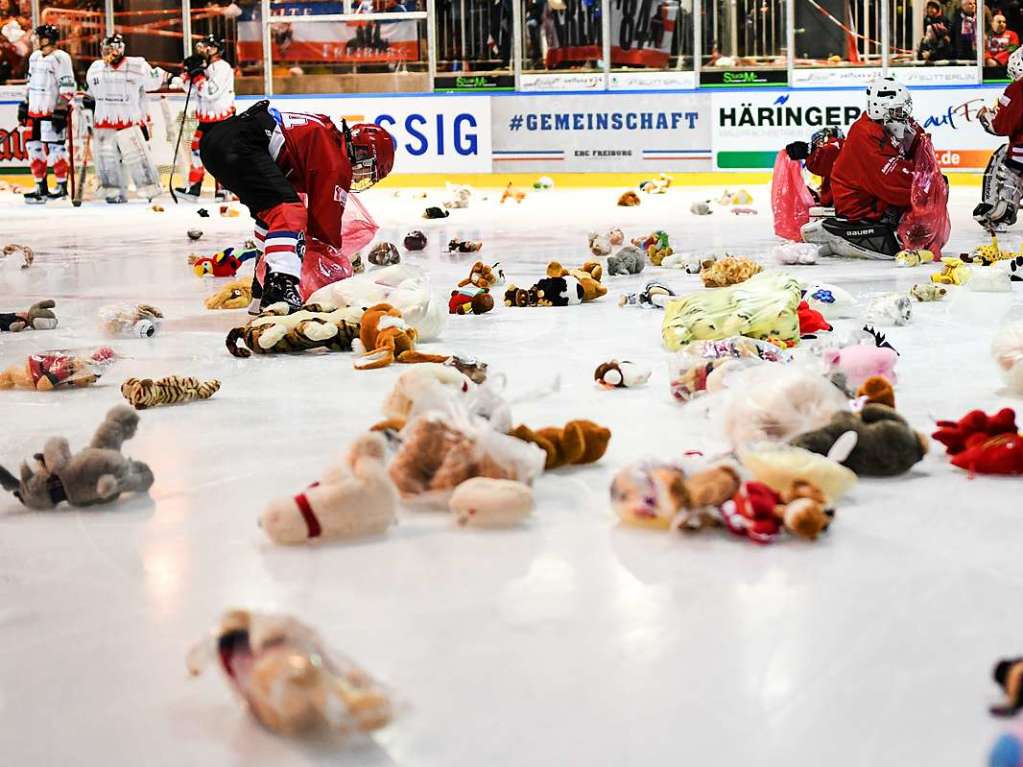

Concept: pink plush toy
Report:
left=824, top=345, right=898, bottom=389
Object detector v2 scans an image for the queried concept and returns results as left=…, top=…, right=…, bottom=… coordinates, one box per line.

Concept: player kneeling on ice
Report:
left=975, top=48, right=1023, bottom=232
left=19, top=24, right=75, bottom=204
left=83, top=34, right=170, bottom=204
left=802, top=77, right=946, bottom=259
left=199, top=101, right=395, bottom=313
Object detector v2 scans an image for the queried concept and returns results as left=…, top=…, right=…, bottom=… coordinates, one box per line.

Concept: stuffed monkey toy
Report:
left=0, top=300, right=57, bottom=332
left=510, top=420, right=611, bottom=470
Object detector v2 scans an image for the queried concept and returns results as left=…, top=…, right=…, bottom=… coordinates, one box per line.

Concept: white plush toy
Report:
left=588, top=232, right=612, bottom=257
left=443, top=182, right=473, bottom=209
left=992, top=321, right=1023, bottom=393
left=450, top=477, right=534, bottom=527
left=772, top=243, right=819, bottom=265
left=595, top=360, right=652, bottom=389
left=260, top=433, right=397, bottom=544
left=864, top=293, right=912, bottom=327
left=803, top=282, right=858, bottom=321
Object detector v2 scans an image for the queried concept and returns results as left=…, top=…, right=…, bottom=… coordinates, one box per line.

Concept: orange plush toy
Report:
left=353, top=303, right=449, bottom=370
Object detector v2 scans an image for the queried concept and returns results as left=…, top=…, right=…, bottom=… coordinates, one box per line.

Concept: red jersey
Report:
left=991, top=80, right=1023, bottom=168
left=830, top=113, right=917, bottom=221
left=806, top=137, right=843, bottom=207
left=268, top=111, right=353, bottom=248
left=988, top=30, right=1020, bottom=67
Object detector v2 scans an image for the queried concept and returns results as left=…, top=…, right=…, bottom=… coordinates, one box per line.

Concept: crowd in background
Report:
left=918, top=0, right=1023, bottom=67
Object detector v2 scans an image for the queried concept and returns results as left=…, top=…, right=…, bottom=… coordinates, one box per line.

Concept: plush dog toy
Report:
left=594, top=360, right=651, bottom=389
left=617, top=190, right=641, bottom=207
left=368, top=242, right=400, bottom=266
left=450, top=477, right=534, bottom=528
left=0, top=300, right=57, bottom=332
left=227, top=302, right=360, bottom=358
left=509, top=420, right=611, bottom=470
left=261, top=433, right=397, bottom=544
left=504, top=261, right=607, bottom=307
left=353, top=303, right=449, bottom=370
left=606, top=245, right=645, bottom=276
left=700, top=256, right=762, bottom=288
left=99, top=303, right=164, bottom=338
left=188, top=243, right=259, bottom=277
left=0, top=405, right=153, bottom=509
left=186, top=610, right=393, bottom=736
left=120, top=376, right=220, bottom=410
left=204, top=279, right=253, bottom=310
left=791, top=404, right=928, bottom=477
left=403, top=230, right=427, bottom=251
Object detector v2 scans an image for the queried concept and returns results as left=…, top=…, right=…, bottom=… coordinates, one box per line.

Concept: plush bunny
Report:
left=0, top=405, right=154, bottom=509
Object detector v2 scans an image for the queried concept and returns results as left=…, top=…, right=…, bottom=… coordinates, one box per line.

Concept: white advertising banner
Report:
left=491, top=92, right=711, bottom=171
left=791, top=66, right=980, bottom=88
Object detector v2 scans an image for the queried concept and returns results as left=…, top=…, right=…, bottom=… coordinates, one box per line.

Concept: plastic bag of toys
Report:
left=896, top=133, right=951, bottom=257
left=98, top=303, right=164, bottom=338
left=667, top=336, right=792, bottom=403
left=0, top=346, right=117, bottom=391
left=187, top=609, right=394, bottom=737
left=770, top=150, right=815, bottom=242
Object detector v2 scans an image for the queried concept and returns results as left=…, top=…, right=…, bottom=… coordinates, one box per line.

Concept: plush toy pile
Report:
left=504, top=261, right=607, bottom=307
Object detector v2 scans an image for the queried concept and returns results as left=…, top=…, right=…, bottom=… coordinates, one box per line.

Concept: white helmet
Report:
left=1009, top=47, right=1023, bottom=81
left=865, top=76, right=913, bottom=123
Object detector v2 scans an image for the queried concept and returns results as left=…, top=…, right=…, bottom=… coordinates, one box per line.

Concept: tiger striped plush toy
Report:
left=121, top=376, right=221, bottom=410
left=226, top=302, right=361, bottom=358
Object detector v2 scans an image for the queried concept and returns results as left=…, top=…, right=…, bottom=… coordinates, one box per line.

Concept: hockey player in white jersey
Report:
left=83, top=34, right=170, bottom=203
left=18, top=24, right=75, bottom=204
left=174, top=34, right=235, bottom=201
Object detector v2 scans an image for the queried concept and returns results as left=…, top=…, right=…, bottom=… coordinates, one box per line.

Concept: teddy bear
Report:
left=606, top=245, right=645, bottom=276
left=99, top=303, right=164, bottom=338
left=509, top=420, right=611, bottom=470
left=186, top=609, right=393, bottom=736
left=594, top=360, right=651, bottom=389
left=0, top=405, right=154, bottom=509
left=0, top=300, right=57, bottom=332
left=120, top=376, right=221, bottom=410
left=226, top=302, right=361, bottom=358
left=587, top=232, right=612, bottom=257
left=503, top=261, right=607, bottom=307
left=449, top=477, right=534, bottom=528
left=188, top=243, right=259, bottom=277
left=353, top=303, right=449, bottom=370
left=368, top=241, right=401, bottom=267
left=403, top=230, right=427, bottom=251
left=261, top=433, right=397, bottom=544
left=459, top=261, right=499, bottom=290
left=791, top=403, right=929, bottom=477
left=204, top=279, right=253, bottom=310
left=718, top=479, right=833, bottom=543
left=700, top=256, right=762, bottom=288
left=448, top=288, right=494, bottom=315
left=0, top=346, right=115, bottom=391
left=617, top=190, right=641, bottom=206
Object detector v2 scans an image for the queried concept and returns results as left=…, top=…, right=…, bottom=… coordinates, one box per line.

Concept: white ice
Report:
left=0, top=185, right=1019, bottom=766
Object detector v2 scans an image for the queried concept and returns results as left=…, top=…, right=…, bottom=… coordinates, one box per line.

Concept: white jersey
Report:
left=26, top=49, right=75, bottom=118
left=86, top=56, right=168, bottom=130
left=192, top=58, right=235, bottom=123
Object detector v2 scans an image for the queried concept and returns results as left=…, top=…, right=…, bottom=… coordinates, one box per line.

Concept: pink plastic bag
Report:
left=897, top=133, right=951, bottom=257
left=771, top=150, right=816, bottom=242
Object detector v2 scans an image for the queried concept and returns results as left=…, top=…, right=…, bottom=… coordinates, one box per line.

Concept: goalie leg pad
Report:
left=26, top=139, right=47, bottom=181
left=47, top=142, right=69, bottom=182
left=974, top=145, right=1023, bottom=231
left=94, top=128, right=128, bottom=196
left=115, top=125, right=162, bottom=200
left=801, top=218, right=900, bottom=260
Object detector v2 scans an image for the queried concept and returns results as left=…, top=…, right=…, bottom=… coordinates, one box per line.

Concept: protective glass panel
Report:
left=702, top=0, right=786, bottom=80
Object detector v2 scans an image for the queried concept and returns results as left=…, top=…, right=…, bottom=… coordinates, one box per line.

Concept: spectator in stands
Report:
left=951, top=0, right=979, bottom=60
left=0, top=0, right=30, bottom=83
left=988, top=12, right=1020, bottom=66
left=919, top=0, right=953, bottom=62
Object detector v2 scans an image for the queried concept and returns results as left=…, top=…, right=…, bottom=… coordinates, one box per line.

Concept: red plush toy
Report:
left=797, top=300, right=832, bottom=337
left=448, top=288, right=494, bottom=315
left=933, top=408, right=1023, bottom=476
left=719, top=481, right=784, bottom=543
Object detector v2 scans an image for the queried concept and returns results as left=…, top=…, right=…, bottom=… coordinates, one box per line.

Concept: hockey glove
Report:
left=183, top=54, right=206, bottom=79
left=785, top=141, right=810, bottom=161
left=82, top=94, right=96, bottom=112
left=50, top=101, right=68, bottom=132
left=17, top=100, right=28, bottom=125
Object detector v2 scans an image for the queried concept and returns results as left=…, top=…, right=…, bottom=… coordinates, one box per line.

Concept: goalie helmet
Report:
left=198, top=34, right=226, bottom=55
left=1009, top=47, right=1023, bottom=82
left=866, top=76, right=912, bottom=124
left=102, top=33, right=126, bottom=60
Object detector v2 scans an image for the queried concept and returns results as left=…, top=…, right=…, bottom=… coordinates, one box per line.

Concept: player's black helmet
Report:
left=34, top=25, right=60, bottom=45
left=199, top=34, right=225, bottom=53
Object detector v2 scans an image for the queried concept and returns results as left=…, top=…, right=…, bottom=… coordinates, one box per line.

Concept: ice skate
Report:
left=23, top=181, right=50, bottom=205
left=260, top=271, right=302, bottom=314
left=47, top=181, right=68, bottom=201
left=174, top=181, right=203, bottom=201
left=801, top=218, right=900, bottom=260
left=247, top=274, right=264, bottom=315
left=105, top=193, right=128, bottom=204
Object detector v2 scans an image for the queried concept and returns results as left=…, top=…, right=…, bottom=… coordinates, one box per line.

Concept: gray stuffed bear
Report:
left=606, top=245, right=645, bottom=276
left=0, top=405, right=154, bottom=509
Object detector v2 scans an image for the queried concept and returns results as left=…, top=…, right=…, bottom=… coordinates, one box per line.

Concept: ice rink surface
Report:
left=0, top=184, right=1020, bottom=766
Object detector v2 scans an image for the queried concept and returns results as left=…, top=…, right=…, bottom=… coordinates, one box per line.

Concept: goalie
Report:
left=83, top=34, right=170, bottom=204
left=975, top=47, right=1023, bottom=232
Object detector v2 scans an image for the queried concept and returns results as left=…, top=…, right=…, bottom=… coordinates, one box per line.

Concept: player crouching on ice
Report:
left=975, top=47, right=1023, bottom=231
left=84, top=34, right=170, bottom=204
left=802, top=77, right=941, bottom=259
left=199, top=101, right=395, bottom=313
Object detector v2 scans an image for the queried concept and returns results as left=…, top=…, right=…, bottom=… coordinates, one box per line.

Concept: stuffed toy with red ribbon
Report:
left=448, top=286, right=494, bottom=315
left=718, top=479, right=833, bottom=543
left=797, top=300, right=832, bottom=337
left=932, top=408, right=1023, bottom=475
left=260, top=432, right=397, bottom=544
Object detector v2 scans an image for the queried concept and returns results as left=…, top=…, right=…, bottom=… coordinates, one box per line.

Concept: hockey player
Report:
left=802, top=77, right=926, bottom=259
left=18, top=24, right=74, bottom=204
left=199, top=100, right=395, bottom=312
left=84, top=34, right=170, bottom=204
left=785, top=126, right=845, bottom=208
left=975, top=47, right=1023, bottom=231
left=174, top=34, right=235, bottom=201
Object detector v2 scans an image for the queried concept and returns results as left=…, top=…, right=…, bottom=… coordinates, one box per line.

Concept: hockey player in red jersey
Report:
left=975, top=47, right=1023, bottom=231
left=199, top=100, right=395, bottom=312
left=802, top=77, right=927, bottom=259
left=785, top=127, right=844, bottom=207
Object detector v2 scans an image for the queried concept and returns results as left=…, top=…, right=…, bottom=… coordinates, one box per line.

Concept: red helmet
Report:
left=349, top=123, right=396, bottom=185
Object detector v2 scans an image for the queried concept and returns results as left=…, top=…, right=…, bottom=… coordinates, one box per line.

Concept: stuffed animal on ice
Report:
left=448, top=286, right=494, bottom=315
left=993, top=321, right=1023, bottom=394
left=606, top=245, right=645, bottom=276
left=509, top=420, right=611, bottom=470
left=186, top=610, right=393, bottom=736
left=459, top=261, right=500, bottom=291
left=0, top=346, right=115, bottom=391
left=931, top=257, right=971, bottom=286
left=864, top=293, right=912, bottom=326
left=0, top=300, right=57, bottom=332
left=824, top=331, right=899, bottom=389
left=700, top=256, right=762, bottom=288
left=910, top=283, right=946, bottom=302
left=967, top=234, right=1018, bottom=265
left=772, top=243, right=818, bottom=265
left=588, top=232, right=612, bottom=257
left=1, top=242, right=33, bottom=268
left=617, top=190, right=641, bottom=207
left=500, top=183, right=526, bottom=204
left=443, top=182, right=473, bottom=209
left=99, top=303, right=164, bottom=338
left=448, top=238, right=483, bottom=253
left=226, top=302, right=360, bottom=358
left=661, top=271, right=803, bottom=350
left=371, top=363, right=474, bottom=433
left=803, top=283, right=858, bottom=321
left=719, top=189, right=753, bottom=206
left=403, top=230, right=427, bottom=251
left=353, top=303, right=449, bottom=370
left=738, top=442, right=857, bottom=504
left=120, top=375, right=220, bottom=410
left=205, top=279, right=253, bottom=310
left=368, top=241, right=400, bottom=266
left=791, top=403, right=929, bottom=477
left=717, top=479, right=833, bottom=543
left=661, top=252, right=716, bottom=274
left=450, top=477, right=534, bottom=528
left=895, top=248, right=935, bottom=267
left=594, top=360, right=651, bottom=389
left=188, top=243, right=259, bottom=277
left=261, top=433, right=397, bottom=544
left=504, top=261, right=607, bottom=307
left=0, top=405, right=154, bottom=509
left=639, top=173, right=672, bottom=194
left=932, top=408, right=1023, bottom=475
left=633, top=230, right=672, bottom=265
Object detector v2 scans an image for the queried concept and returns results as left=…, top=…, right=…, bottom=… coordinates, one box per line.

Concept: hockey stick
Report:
left=66, top=100, right=76, bottom=205
left=167, top=79, right=194, bottom=205
left=73, top=121, right=90, bottom=208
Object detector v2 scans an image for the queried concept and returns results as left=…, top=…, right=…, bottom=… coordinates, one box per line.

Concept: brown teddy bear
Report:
left=509, top=420, right=611, bottom=470
left=503, top=261, right=607, bottom=307
left=700, top=256, right=762, bottom=288
left=459, top=261, right=498, bottom=290
left=617, top=190, right=641, bottom=206
left=353, top=303, right=449, bottom=370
